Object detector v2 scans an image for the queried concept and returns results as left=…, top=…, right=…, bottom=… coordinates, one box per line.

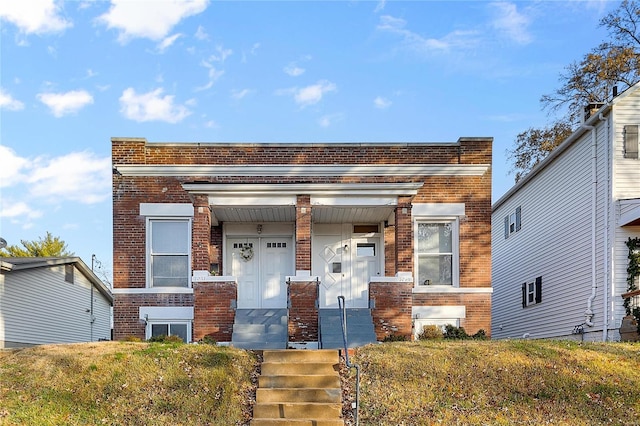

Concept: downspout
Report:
left=583, top=122, right=597, bottom=327
left=599, top=112, right=610, bottom=341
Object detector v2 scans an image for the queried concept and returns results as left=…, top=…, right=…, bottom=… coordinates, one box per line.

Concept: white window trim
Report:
left=146, top=216, right=192, bottom=289
left=413, top=217, right=460, bottom=288
left=146, top=320, right=192, bottom=343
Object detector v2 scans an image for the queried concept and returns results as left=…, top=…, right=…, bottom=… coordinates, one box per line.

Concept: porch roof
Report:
left=183, top=182, right=422, bottom=224
left=619, top=198, right=640, bottom=227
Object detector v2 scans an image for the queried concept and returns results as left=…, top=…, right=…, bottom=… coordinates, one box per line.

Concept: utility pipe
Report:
left=582, top=123, right=597, bottom=327
left=599, top=112, right=610, bottom=341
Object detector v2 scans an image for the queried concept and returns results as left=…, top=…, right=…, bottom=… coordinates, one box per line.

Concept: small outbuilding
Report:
left=0, top=257, right=113, bottom=348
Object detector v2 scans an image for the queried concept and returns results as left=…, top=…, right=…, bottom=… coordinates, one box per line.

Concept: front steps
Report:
left=319, top=308, right=377, bottom=349
left=251, top=349, right=344, bottom=426
left=231, top=309, right=288, bottom=350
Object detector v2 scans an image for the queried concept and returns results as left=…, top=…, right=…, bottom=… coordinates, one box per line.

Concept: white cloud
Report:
left=489, top=2, right=532, bottom=45
left=196, top=62, right=225, bottom=91
left=96, top=0, right=208, bottom=43
left=157, top=33, right=182, bottom=52
left=195, top=25, right=209, bottom=40
left=377, top=15, right=479, bottom=54
left=374, top=96, right=392, bottom=109
left=119, top=87, right=191, bottom=123
left=374, top=0, right=386, bottom=13
left=318, top=113, right=344, bottom=128
left=210, top=45, right=232, bottom=62
left=0, top=0, right=72, bottom=35
left=284, top=63, right=305, bottom=77
left=37, top=90, right=94, bottom=117
left=0, top=201, right=43, bottom=228
left=231, top=89, right=252, bottom=100
left=0, top=145, right=29, bottom=187
left=282, top=80, right=336, bottom=108
left=204, top=120, right=219, bottom=129
left=27, top=151, right=112, bottom=204
left=0, top=88, right=24, bottom=111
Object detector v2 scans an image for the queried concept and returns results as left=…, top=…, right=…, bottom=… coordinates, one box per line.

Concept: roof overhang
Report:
left=620, top=199, right=640, bottom=226
left=182, top=183, right=423, bottom=224
left=115, top=164, right=490, bottom=177
left=0, top=257, right=113, bottom=304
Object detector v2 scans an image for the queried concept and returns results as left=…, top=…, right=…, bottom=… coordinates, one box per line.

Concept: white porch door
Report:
left=313, top=224, right=380, bottom=308
left=228, top=237, right=291, bottom=309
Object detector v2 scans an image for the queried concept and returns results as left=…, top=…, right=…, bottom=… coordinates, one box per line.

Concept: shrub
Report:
left=147, top=334, right=184, bottom=344
left=382, top=333, right=407, bottom=342
left=124, top=336, right=143, bottom=342
left=417, top=325, right=443, bottom=340
left=443, top=324, right=469, bottom=339
left=200, top=335, right=218, bottom=345
left=472, top=329, right=488, bottom=340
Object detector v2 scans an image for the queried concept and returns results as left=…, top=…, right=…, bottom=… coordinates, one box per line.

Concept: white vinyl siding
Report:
left=0, top=265, right=112, bottom=347
left=492, top=120, right=606, bottom=340
left=612, top=90, right=640, bottom=200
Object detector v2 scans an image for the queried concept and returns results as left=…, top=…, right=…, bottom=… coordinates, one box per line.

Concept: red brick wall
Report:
left=192, top=195, right=211, bottom=272
left=370, top=281, right=413, bottom=340
left=193, top=281, right=237, bottom=342
left=412, top=293, right=492, bottom=337
left=112, top=137, right=492, bottom=341
left=288, top=281, right=319, bottom=342
left=113, top=293, right=194, bottom=341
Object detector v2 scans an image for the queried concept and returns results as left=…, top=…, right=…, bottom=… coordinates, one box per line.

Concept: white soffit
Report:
left=183, top=182, right=424, bottom=196
left=116, top=164, right=490, bottom=177
left=311, top=196, right=397, bottom=206
left=619, top=199, right=640, bottom=226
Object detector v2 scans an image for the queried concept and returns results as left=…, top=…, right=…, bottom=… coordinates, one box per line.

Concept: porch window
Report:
left=415, top=221, right=458, bottom=286
left=149, top=322, right=190, bottom=342
left=148, top=219, right=190, bottom=287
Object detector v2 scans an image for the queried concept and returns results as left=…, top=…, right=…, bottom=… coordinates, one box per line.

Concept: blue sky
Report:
left=0, top=0, right=615, bottom=283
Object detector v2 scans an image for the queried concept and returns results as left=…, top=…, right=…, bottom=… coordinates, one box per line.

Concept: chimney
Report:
left=584, top=102, right=605, bottom=121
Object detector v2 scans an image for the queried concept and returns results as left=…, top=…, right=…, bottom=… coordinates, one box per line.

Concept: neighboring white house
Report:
left=492, top=83, right=640, bottom=342
left=0, top=257, right=113, bottom=348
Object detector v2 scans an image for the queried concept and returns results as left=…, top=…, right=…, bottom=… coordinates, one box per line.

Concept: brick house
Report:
left=112, top=137, right=492, bottom=348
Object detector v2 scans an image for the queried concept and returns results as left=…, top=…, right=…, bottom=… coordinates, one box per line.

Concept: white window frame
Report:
left=413, top=218, right=460, bottom=288
left=146, top=321, right=192, bottom=343
left=146, top=217, right=192, bottom=288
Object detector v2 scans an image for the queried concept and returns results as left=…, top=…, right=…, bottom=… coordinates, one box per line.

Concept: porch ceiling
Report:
left=211, top=205, right=394, bottom=224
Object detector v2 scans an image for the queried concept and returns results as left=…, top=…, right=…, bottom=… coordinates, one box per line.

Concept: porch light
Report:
left=257, top=224, right=263, bottom=234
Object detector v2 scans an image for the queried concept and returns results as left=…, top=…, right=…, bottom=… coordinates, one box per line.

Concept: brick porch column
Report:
left=370, top=279, right=413, bottom=340
left=296, top=195, right=311, bottom=271
left=395, top=196, right=413, bottom=274
left=192, top=194, right=211, bottom=272
left=193, top=280, right=237, bottom=342
left=288, top=279, right=319, bottom=343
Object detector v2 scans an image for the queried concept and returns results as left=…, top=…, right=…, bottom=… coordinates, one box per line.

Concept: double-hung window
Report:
left=415, top=220, right=458, bottom=286
left=148, top=219, right=191, bottom=287
left=522, top=276, right=542, bottom=307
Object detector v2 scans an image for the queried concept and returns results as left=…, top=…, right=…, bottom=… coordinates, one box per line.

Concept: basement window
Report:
left=149, top=322, right=190, bottom=342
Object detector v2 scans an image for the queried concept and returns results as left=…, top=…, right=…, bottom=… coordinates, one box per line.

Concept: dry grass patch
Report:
left=350, top=340, right=640, bottom=425
left=0, top=342, right=258, bottom=425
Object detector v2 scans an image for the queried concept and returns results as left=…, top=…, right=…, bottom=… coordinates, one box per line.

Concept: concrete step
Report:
left=252, top=402, right=342, bottom=419
left=263, top=349, right=338, bottom=363
left=261, top=361, right=338, bottom=376
left=259, top=374, right=340, bottom=389
left=257, top=388, right=341, bottom=403
left=251, top=349, right=343, bottom=425
left=232, top=341, right=287, bottom=350
left=251, top=418, right=344, bottom=426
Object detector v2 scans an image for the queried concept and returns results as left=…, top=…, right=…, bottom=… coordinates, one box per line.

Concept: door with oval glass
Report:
left=313, top=224, right=381, bottom=308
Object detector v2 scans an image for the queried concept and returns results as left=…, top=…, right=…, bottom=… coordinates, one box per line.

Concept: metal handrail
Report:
left=338, top=295, right=360, bottom=426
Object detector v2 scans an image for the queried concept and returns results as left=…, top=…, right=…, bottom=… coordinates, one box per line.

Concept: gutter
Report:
left=582, top=122, right=597, bottom=327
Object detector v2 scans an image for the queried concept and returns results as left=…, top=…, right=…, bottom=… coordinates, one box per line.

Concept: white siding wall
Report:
left=611, top=89, right=640, bottom=333
left=492, top=118, right=610, bottom=340
left=1, top=264, right=111, bottom=347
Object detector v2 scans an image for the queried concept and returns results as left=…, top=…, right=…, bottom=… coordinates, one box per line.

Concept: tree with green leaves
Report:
left=509, top=0, right=640, bottom=182
left=0, top=232, right=74, bottom=257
